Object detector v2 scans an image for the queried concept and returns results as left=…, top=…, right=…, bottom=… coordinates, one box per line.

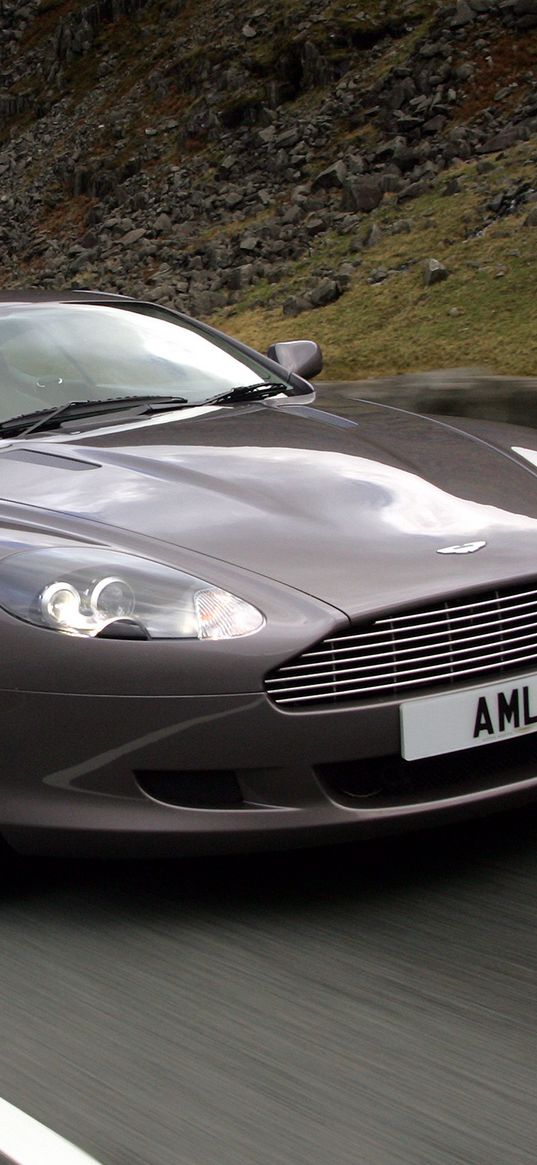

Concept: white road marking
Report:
left=0, top=1098, right=102, bottom=1165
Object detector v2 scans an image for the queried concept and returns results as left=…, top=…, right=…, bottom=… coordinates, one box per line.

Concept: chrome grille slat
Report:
left=377, top=588, right=537, bottom=622
left=270, top=649, right=537, bottom=704
left=265, top=582, right=537, bottom=708
left=268, top=641, right=537, bottom=694
left=278, top=622, right=537, bottom=671
left=271, top=631, right=537, bottom=685
left=320, top=597, right=537, bottom=647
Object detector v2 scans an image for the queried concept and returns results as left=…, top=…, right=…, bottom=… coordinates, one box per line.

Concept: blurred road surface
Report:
left=2, top=809, right=537, bottom=1165
left=315, top=372, right=537, bottom=426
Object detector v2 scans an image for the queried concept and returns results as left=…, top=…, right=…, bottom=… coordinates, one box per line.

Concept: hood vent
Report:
left=1, top=450, right=99, bottom=471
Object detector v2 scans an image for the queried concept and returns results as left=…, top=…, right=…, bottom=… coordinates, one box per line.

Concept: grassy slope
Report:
left=210, top=142, right=537, bottom=379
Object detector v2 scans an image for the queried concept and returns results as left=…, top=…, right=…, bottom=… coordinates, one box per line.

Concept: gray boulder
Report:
left=424, top=258, right=449, bottom=286
left=309, top=278, right=342, bottom=308
left=451, top=0, right=478, bottom=21
left=478, top=126, right=524, bottom=153
left=311, top=160, right=347, bottom=191
left=341, top=176, right=383, bottom=213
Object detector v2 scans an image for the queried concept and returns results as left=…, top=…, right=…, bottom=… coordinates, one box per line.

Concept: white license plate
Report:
left=400, top=673, right=537, bottom=761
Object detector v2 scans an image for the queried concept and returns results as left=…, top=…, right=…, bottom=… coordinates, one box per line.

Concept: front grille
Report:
left=265, top=582, right=537, bottom=708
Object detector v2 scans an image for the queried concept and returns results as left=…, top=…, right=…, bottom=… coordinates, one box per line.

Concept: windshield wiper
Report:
left=0, top=394, right=190, bottom=438
left=0, top=383, right=290, bottom=438
left=202, top=382, right=289, bottom=406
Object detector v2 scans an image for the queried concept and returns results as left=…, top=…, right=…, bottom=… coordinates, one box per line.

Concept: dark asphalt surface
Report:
left=2, top=809, right=537, bottom=1165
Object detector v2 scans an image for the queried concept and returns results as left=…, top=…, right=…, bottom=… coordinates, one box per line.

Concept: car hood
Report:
left=2, top=400, right=537, bottom=619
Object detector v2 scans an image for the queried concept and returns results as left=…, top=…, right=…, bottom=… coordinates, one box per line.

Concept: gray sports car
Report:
left=1, top=289, right=537, bottom=858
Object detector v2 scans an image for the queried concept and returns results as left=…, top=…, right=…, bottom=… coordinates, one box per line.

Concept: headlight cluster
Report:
left=0, top=548, right=265, bottom=640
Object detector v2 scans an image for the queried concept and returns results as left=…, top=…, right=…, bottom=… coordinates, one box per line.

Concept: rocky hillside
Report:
left=1, top=0, right=536, bottom=369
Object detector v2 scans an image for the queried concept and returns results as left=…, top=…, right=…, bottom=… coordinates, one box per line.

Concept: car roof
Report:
left=0, top=289, right=136, bottom=305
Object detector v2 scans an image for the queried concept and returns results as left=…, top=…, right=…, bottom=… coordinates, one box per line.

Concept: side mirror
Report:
left=266, top=340, right=323, bottom=380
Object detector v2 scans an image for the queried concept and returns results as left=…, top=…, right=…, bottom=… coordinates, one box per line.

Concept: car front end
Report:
left=2, top=291, right=537, bottom=857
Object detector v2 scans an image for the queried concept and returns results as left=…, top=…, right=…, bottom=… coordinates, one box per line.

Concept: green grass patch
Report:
left=210, top=143, right=537, bottom=379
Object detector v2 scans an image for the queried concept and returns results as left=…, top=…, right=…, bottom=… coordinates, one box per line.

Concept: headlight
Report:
left=0, top=548, right=265, bottom=640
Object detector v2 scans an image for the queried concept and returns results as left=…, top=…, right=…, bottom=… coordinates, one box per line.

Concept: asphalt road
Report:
left=2, top=808, right=537, bottom=1165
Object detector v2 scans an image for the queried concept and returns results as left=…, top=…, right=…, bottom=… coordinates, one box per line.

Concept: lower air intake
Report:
left=135, top=770, right=243, bottom=808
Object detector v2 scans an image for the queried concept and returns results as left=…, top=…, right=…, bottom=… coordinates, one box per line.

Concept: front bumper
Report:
left=3, top=687, right=537, bottom=857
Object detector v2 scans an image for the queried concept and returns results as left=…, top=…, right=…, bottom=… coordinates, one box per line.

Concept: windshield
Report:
left=0, top=302, right=287, bottom=424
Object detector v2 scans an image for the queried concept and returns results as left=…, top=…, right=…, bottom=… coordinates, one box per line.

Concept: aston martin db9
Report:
left=1, top=289, right=537, bottom=857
